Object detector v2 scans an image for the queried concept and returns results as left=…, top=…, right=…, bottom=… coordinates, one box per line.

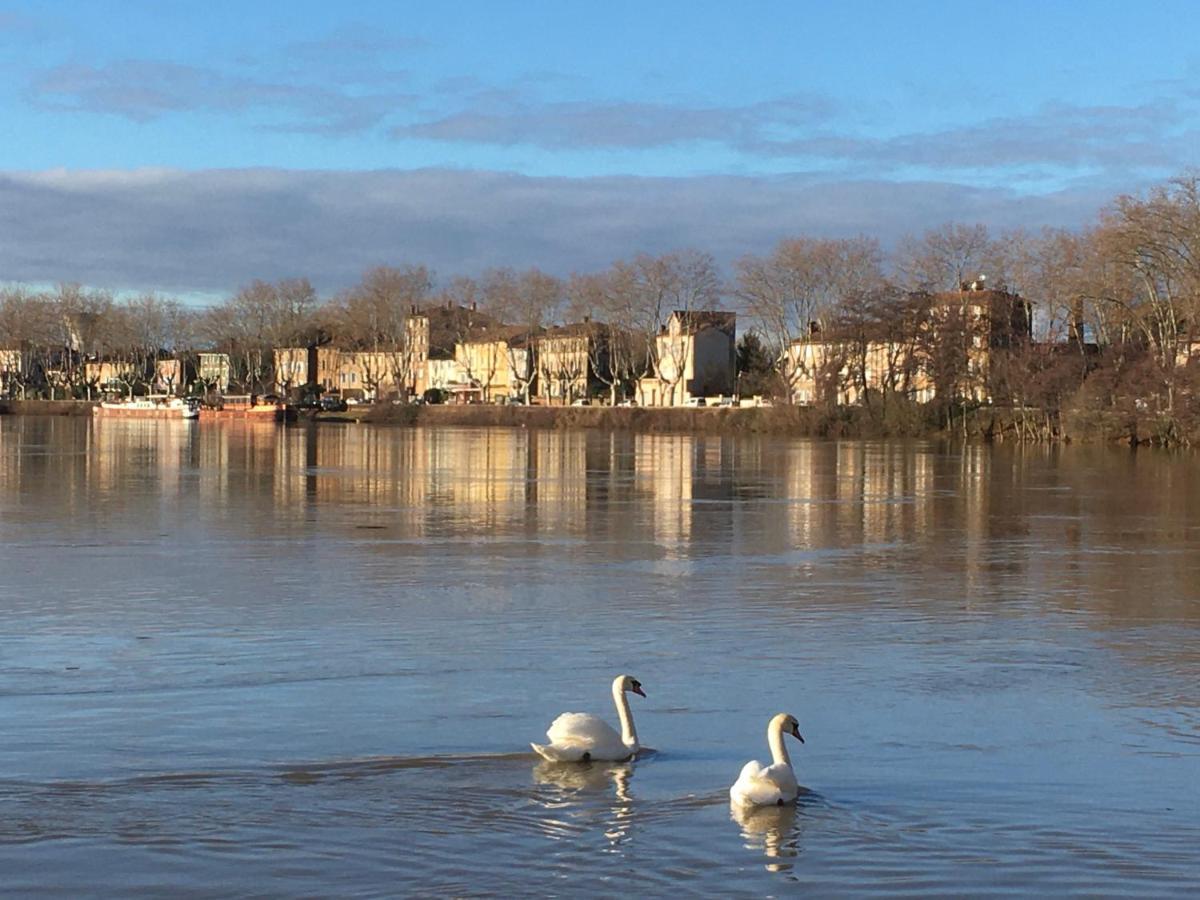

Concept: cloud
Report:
left=282, top=26, right=427, bottom=61
left=750, top=100, right=1195, bottom=171
left=394, top=94, right=837, bottom=148
left=0, top=167, right=1120, bottom=297
left=394, top=88, right=1197, bottom=178
left=30, top=59, right=411, bottom=133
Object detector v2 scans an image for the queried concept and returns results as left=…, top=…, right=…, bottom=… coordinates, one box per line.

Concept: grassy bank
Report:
left=358, top=402, right=951, bottom=438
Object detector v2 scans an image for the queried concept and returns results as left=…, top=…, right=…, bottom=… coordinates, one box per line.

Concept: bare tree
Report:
left=735, top=236, right=882, bottom=403
left=896, top=223, right=992, bottom=292
left=483, top=267, right=560, bottom=401
left=335, top=265, right=433, bottom=399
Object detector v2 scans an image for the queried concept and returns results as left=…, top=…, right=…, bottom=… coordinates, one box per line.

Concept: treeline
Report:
left=2, top=174, right=1199, bottom=443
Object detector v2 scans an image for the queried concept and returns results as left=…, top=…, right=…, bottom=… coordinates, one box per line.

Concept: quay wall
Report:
left=0, top=399, right=96, bottom=416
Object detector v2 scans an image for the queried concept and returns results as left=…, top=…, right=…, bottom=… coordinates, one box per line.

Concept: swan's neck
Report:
left=768, top=720, right=792, bottom=768
left=612, top=682, right=638, bottom=746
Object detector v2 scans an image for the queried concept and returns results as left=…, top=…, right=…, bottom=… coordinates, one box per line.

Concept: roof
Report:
left=669, top=309, right=736, bottom=334
left=537, top=321, right=602, bottom=340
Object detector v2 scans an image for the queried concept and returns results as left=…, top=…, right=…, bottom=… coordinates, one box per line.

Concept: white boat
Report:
left=95, top=395, right=200, bottom=419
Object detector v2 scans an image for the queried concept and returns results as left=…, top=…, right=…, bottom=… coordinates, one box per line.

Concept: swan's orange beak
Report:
left=792, top=724, right=805, bottom=743
left=631, top=684, right=646, bottom=697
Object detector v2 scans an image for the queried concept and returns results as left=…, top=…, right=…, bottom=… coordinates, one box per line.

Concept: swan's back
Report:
left=530, top=711, right=630, bottom=762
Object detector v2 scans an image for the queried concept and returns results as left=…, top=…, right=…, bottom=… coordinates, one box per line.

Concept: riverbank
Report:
left=4, top=397, right=1191, bottom=445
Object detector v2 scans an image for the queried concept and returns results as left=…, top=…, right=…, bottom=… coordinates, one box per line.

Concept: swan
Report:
left=730, top=713, right=805, bottom=808
left=531, top=674, right=645, bottom=762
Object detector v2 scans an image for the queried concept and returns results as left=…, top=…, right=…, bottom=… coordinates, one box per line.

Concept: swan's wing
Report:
left=736, top=760, right=764, bottom=783
left=760, top=762, right=799, bottom=800
left=545, top=712, right=623, bottom=749
left=730, top=759, right=797, bottom=807
left=531, top=742, right=588, bottom=762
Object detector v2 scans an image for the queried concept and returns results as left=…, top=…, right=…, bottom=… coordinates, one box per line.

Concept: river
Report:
left=0, top=415, right=1197, bottom=896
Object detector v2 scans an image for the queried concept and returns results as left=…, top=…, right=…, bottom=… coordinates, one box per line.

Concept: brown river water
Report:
left=0, top=415, right=1197, bottom=896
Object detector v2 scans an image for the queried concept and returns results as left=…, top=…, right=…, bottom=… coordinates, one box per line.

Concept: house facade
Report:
left=0, top=349, right=21, bottom=396
left=534, top=325, right=609, bottom=404
left=455, top=334, right=531, bottom=403
left=197, top=352, right=231, bottom=393
left=638, top=310, right=736, bottom=406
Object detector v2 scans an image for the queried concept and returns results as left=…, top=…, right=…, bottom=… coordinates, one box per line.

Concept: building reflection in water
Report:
left=2, top=417, right=1198, bottom=646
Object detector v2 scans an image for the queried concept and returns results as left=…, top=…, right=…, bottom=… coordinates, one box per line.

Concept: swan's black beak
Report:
left=631, top=684, right=646, bottom=698
left=792, top=725, right=805, bottom=743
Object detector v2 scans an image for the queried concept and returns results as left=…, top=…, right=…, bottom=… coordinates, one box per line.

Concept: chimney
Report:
left=470, top=301, right=477, bottom=312
left=583, top=315, right=590, bottom=324
left=809, top=320, right=821, bottom=336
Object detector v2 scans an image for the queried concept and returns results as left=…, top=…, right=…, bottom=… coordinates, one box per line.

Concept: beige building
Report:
left=789, top=339, right=933, bottom=405
left=154, top=359, right=184, bottom=394
left=0, top=349, right=21, bottom=395
left=789, top=282, right=1031, bottom=406
left=638, top=310, right=736, bottom=407
left=273, top=347, right=339, bottom=394
left=273, top=345, right=427, bottom=400
left=535, top=327, right=592, bottom=404
left=455, top=332, right=531, bottom=403
left=331, top=351, right=412, bottom=400
left=198, top=352, right=231, bottom=393
left=84, top=359, right=138, bottom=392
left=406, top=313, right=431, bottom=396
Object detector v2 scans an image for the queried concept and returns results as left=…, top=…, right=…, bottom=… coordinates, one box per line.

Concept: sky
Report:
left=1, top=0, right=1198, bottom=299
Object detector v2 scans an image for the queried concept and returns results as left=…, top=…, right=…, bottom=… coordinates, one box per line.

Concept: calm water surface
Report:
left=0, top=416, right=1198, bottom=896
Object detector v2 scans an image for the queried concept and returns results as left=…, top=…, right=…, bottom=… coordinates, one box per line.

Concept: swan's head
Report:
left=773, top=712, right=804, bottom=743
left=616, top=675, right=646, bottom=698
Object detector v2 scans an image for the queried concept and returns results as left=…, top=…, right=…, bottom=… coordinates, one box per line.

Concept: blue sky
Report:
left=1, top=1, right=1198, bottom=295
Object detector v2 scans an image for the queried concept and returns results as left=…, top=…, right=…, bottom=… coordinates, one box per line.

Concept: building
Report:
left=330, top=351, right=410, bottom=400
left=84, top=359, right=138, bottom=393
left=637, top=310, right=736, bottom=407
left=273, top=346, right=417, bottom=400
left=0, top=349, right=21, bottom=396
left=405, top=312, right=431, bottom=396
left=154, top=359, right=185, bottom=394
left=789, top=338, right=933, bottom=405
left=790, top=280, right=1031, bottom=406
left=455, top=328, right=534, bottom=403
left=534, top=324, right=608, bottom=405
left=198, top=352, right=231, bottom=393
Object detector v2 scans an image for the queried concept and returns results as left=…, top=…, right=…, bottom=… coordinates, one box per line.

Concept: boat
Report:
left=95, top=395, right=200, bottom=419
left=198, top=394, right=290, bottom=421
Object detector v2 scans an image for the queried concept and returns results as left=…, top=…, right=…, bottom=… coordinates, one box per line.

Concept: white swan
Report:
left=531, top=674, right=645, bottom=762
left=730, top=713, right=805, bottom=807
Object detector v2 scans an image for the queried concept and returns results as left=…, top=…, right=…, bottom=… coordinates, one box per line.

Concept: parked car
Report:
left=319, top=396, right=347, bottom=412
left=685, top=397, right=707, bottom=407
left=571, top=398, right=591, bottom=406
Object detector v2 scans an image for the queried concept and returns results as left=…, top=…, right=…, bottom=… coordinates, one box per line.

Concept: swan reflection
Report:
left=533, top=760, right=636, bottom=848
left=533, top=760, right=634, bottom=798
left=731, top=801, right=800, bottom=873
